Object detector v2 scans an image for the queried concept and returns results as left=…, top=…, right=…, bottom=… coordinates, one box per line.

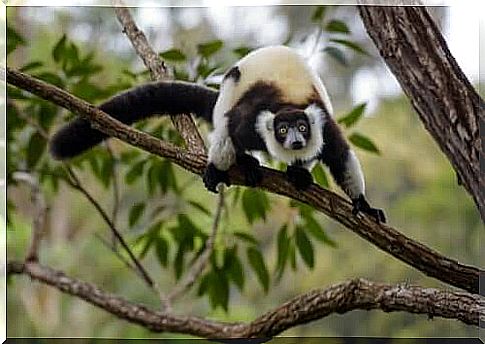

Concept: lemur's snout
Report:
left=292, top=141, right=303, bottom=150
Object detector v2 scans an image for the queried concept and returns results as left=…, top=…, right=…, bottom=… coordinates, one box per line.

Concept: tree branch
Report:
left=64, top=166, right=156, bottom=289
left=358, top=5, right=485, bottom=221
left=11, top=171, right=48, bottom=262
left=6, top=66, right=481, bottom=295
left=113, top=4, right=206, bottom=155
left=7, top=260, right=482, bottom=338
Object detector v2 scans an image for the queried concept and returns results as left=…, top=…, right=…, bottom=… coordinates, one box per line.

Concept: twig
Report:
left=11, top=171, right=48, bottom=262
left=167, top=185, right=225, bottom=302
left=105, top=141, right=121, bottom=247
left=112, top=3, right=206, bottom=155
left=63, top=166, right=155, bottom=289
left=5, top=66, right=482, bottom=295
left=94, top=233, right=135, bottom=272
left=8, top=260, right=483, bottom=338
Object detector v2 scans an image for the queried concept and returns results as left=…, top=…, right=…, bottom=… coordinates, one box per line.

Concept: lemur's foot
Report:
left=236, top=154, right=263, bottom=187
left=203, top=163, right=230, bottom=193
left=286, top=165, right=313, bottom=190
left=352, top=194, right=386, bottom=223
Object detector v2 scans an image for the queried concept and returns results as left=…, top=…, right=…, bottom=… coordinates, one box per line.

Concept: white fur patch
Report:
left=255, top=104, right=325, bottom=165
left=208, top=73, right=237, bottom=171
left=341, top=150, right=365, bottom=198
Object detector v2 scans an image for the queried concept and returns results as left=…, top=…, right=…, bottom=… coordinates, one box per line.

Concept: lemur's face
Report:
left=273, top=109, right=312, bottom=150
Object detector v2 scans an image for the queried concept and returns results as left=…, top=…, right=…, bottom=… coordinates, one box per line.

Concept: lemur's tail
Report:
left=49, top=81, right=219, bottom=160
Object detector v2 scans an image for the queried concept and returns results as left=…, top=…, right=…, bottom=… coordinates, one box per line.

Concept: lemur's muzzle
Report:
left=285, top=128, right=306, bottom=150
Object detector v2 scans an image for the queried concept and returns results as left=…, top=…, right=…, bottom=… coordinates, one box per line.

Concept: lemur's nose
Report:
left=292, top=141, right=303, bottom=150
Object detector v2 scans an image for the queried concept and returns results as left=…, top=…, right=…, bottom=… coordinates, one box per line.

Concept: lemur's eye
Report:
left=298, top=124, right=307, bottom=132
left=279, top=127, right=287, bottom=135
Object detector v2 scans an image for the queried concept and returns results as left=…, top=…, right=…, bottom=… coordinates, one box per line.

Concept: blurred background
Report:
left=5, top=4, right=482, bottom=339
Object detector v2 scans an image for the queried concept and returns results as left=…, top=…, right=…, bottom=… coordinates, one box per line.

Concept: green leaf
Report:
left=34, top=72, right=65, bottom=88
left=322, top=46, right=347, bottom=66
left=295, top=226, right=315, bottom=268
left=208, top=271, right=229, bottom=311
left=155, top=236, right=169, bottom=267
left=338, top=103, right=367, bottom=128
left=26, top=132, right=47, bottom=169
left=233, top=231, right=259, bottom=246
left=7, top=25, right=25, bottom=55
left=125, top=160, right=146, bottom=185
left=329, top=38, right=369, bottom=56
left=174, top=244, right=186, bottom=280
left=247, top=247, right=269, bottom=292
left=304, top=215, right=337, bottom=247
left=52, top=35, right=67, bottom=63
left=311, top=6, right=327, bottom=23
left=325, top=20, right=350, bottom=34
left=197, top=40, right=223, bottom=58
left=233, top=46, right=252, bottom=58
left=129, top=202, right=146, bottom=227
left=311, top=164, right=329, bottom=188
left=241, top=189, right=270, bottom=224
left=19, top=61, right=43, bottom=72
left=224, top=247, right=245, bottom=291
left=188, top=200, right=212, bottom=216
left=348, top=133, right=380, bottom=154
left=275, top=225, right=290, bottom=278
left=160, top=49, right=187, bottom=62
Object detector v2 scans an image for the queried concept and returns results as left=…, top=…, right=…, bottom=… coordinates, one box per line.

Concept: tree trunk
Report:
left=358, top=6, right=485, bottom=221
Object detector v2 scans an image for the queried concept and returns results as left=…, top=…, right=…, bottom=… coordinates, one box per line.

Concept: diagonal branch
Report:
left=7, top=260, right=483, bottom=338
left=113, top=4, right=206, bottom=155
left=6, top=66, right=481, bottom=295
left=6, top=66, right=482, bottom=295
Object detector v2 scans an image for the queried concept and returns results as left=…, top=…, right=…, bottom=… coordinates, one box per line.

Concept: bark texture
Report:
left=358, top=6, right=485, bottom=221
left=7, top=261, right=483, bottom=338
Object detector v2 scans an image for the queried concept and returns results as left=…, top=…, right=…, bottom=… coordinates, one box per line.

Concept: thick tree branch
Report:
left=358, top=6, right=485, bottom=221
left=7, top=260, right=482, bottom=338
left=6, top=66, right=481, bottom=295
left=113, top=5, right=206, bottom=155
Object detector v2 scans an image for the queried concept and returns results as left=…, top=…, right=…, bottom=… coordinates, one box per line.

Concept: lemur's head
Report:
left=256, top=103, right=325, bottom=163
left=273, top=108, right=312, bottom=150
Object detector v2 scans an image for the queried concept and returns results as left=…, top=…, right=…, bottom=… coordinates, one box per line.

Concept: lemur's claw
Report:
left=203, top=163, right=230, bottom=193
left=352, top=194, right=387, bottom=223
left=286, top=165, right=313, bottom=190
left=236, top=154, right=263, bottom=187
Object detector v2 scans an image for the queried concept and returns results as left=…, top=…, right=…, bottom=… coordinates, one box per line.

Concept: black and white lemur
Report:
left=50, top=45, right=386, bottom=222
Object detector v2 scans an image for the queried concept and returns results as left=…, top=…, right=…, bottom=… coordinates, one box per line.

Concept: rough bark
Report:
left=358, top=5, right=485, bottom=221
left=113, top=6, right=207, bottom=155
left=6, top=67, right=482, bottom=295
left=7, top=261, right=483, bottom=338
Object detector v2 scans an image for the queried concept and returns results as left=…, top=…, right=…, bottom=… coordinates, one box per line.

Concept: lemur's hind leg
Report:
left=204, top=127, right=235, bottom=193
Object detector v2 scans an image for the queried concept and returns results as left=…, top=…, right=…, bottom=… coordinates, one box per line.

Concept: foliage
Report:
left=6, top=7, right=381, bottom=314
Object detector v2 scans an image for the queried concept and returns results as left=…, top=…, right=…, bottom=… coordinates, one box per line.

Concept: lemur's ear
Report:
left=258, top=110, right=275, bottom=132
left=304, top=104, right=323, bottom=125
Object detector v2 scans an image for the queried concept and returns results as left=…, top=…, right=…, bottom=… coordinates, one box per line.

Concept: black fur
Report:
left=224, top=66, right=241, bottom=82
left=203, top=162, right=231, bottom=192
left=273, top=109, right=311, bottom=146
left=49, top=81, right=218, bottom=160
left=352, top=194, right=387, bottom=223
left=236, top=153, right=263, bottom=186
left=286, top=165, right=313, bottom=190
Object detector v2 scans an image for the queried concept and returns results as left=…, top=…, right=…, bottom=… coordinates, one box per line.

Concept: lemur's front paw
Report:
left=286, top=165, right=313, bottom=190
left=352, top=194, right=387, bottom=223
left=236, top=154, right=263, bottom=187
left=203, top=163, right=230, bottom=193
